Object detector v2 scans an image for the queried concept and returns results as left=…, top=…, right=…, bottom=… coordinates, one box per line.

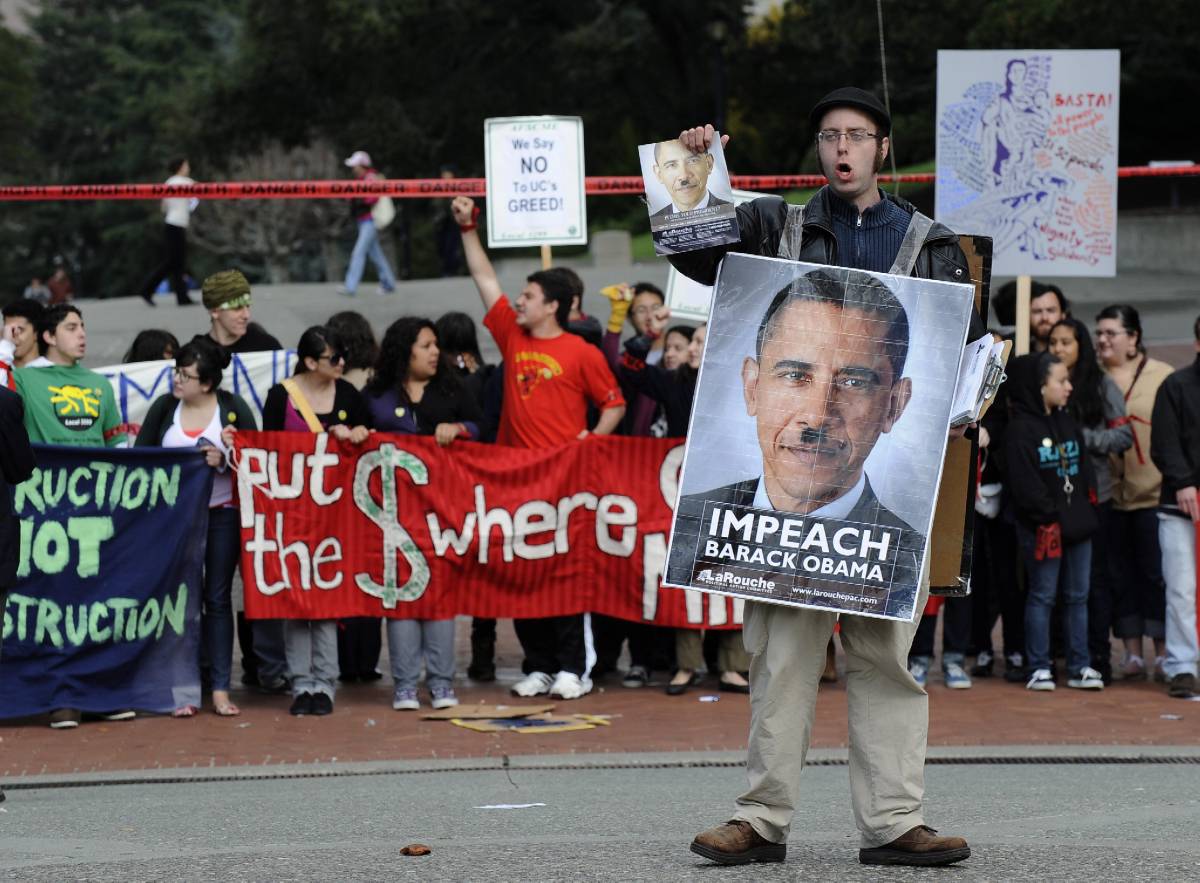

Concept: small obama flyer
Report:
left=639, top=135, right=739, bottom=255
left=664, top=254, right=975, bottom=622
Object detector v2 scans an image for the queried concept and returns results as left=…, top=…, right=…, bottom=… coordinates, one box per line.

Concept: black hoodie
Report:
left=1005, top=354, right=1098, bottom=543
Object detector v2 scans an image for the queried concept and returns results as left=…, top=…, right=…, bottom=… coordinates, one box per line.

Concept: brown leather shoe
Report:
left=859, top=825, right=970, bottom=866
left=690, top=820, right=786, bottom=865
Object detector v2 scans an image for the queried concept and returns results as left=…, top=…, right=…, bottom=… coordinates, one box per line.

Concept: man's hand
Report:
left=647, top=305, right=671, bottom=338
left=679, top=125, right=731, bottom=155
left=220, top=426, right=237, bottom=449
left=203, top=446, right=224, bottom=469
left=948, top=424, right=969, bottom=441
left=1177, top=485, right=1199, bottom=522
left=978, top=425, right=991, bottom=449
left=451, top=196, right=476, bottom=227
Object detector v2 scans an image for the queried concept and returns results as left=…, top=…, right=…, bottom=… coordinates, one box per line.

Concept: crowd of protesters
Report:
left=2, top=231, right=1198, bottom=728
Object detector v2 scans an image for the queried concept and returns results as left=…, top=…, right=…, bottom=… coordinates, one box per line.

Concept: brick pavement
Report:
left=2, top=667, right=1195, bottom=779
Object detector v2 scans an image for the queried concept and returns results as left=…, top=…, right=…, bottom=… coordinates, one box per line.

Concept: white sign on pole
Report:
left=484, top=115, right=587, bottom=248
left=665, top=189, right=764, bottom=321
left=936, top=49, right=1120, bottom=277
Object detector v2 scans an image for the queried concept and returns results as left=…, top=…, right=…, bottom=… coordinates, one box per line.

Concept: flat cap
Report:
left=809, top=87, right=891, bottom=136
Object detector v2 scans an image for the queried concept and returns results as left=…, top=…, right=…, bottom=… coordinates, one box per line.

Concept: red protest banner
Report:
left=232, top=432, right=742, bottom=629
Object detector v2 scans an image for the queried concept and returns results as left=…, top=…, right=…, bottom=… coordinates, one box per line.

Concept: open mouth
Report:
left=834, top=162, right=853, bottom=181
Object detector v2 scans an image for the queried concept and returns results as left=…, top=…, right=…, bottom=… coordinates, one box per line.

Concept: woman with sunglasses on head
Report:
left=364, top=317, right=482, bottom=712
left=262, top=326, right=372, bottom=716
left=137, top=337, right=257, bottom=717
left=1048, top=318, right=1134, bottom=683
left=1094, top=304, right=1175, bottom=682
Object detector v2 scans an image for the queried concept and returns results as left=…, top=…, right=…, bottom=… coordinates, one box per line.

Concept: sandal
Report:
left=172, top=705, right=199, bottom=718
left=212, top=692, right=241, bottom=717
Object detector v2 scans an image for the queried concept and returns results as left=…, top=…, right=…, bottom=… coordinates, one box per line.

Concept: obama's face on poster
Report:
left=741, top=295, right=912, bottom=516
left=653, top=139, right=715, bottom=213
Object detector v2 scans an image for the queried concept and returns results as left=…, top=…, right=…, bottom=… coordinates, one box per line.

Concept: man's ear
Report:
left=881, top=376, right=911, bottom=432
left=742, top=356, right=760, bottom=417
left=879, top=135, right=890, bottom=166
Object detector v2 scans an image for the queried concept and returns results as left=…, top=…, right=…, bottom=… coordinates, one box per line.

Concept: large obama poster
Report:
left=664, top=254, right=974, bottom=622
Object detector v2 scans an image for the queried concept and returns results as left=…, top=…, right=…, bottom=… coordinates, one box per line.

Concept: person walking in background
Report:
left=1048, top=318, right=1133, bottom=682
left=46, top=266, right=74, bottom=305
left=262, top=326, right=371, bottom=716
left=138, top=157, right=197, bottom=307
left=136, top=338, right=257, bottom=717
left=1005, top=352, right=1103, bottom=692
left=365, top=317, right=482, bottom=711
left=22, top=277, right=50, bottom=304
left=337, top=150, right=396, bottom=298
left=1095, top=305, right=1174, bottom=682
left=1150, top=314, right=1200, bottom=699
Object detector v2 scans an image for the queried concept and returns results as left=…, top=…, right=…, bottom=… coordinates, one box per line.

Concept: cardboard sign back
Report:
left=929, top=234, right=993, bottom=595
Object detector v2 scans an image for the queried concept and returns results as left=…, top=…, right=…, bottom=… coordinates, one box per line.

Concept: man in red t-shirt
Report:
left=453, top=196, right=625, bottom=700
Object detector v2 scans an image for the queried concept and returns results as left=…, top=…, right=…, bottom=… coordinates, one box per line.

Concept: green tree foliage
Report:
left=0, top=0, right=240, bottom=297
left=0, top=0, right=1195, bottom=294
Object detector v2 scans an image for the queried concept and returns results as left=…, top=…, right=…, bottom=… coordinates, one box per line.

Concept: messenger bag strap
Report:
left=777, top=204, right=806, bottom=260
left=887, top=210, right=935, bottom=276
left=280, top=378, right=324, bottom=434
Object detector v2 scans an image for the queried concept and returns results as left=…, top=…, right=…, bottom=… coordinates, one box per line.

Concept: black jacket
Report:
left=1004, top=355, right=1097, bottom=542
left=617, top=334, right=697, bottom=437
left=1151, top=355, right=1200, bottom=507
left=262, top=379, right=371, bottom=431
left=1, top=388, right=37, bottom=588
left=668, top=188, right=983, bottom=337
left=135, top=389, right=259, bottom=446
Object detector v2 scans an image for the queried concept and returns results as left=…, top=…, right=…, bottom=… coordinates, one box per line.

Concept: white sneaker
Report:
left=548, top=671, right=593, bottom=700
left=942, top=662, right=973, bottom=690
left=1026, top=668, right=1056, bottom=691
left=392, top=688, right=420, bottom=711
left=510, top=671, right=554, bottom=698
left=1067, top=667, right=1105, bottom=690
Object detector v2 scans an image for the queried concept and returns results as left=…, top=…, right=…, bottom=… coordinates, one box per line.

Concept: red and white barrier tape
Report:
left=0, top=166, right=1194, bottom=202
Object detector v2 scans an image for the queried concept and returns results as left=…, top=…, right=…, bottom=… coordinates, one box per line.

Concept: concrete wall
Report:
left=1118, top=210, right=1200, bottom=273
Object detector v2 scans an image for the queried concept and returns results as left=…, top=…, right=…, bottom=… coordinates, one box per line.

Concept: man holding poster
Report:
left=671, top=87, right=977, bottom=868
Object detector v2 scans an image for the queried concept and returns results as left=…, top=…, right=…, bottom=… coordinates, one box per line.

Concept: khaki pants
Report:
left=732, top=582, right=929, bottom=848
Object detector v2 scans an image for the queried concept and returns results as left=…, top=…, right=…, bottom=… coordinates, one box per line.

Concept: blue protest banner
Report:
left=1, top=445, right=212, bottom=717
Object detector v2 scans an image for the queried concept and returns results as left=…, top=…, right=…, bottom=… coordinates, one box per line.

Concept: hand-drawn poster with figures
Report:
left=639, top=136, right=739, bottom=255
left=664, top=254, right=975, bottom=622
left=936, top=50, right=1120, bottom=277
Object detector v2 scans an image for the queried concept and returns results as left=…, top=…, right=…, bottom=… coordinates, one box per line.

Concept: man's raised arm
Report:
left=451, top=196, right=503, bottom=311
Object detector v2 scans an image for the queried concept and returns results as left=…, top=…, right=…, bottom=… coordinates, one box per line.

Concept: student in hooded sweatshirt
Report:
left=1005, top=351, right=1104, bottom=692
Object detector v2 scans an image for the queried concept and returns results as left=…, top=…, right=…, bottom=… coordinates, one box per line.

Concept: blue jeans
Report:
left=387, top=618, right=456, bottom=692
left=344, top=219, right=395, bottom=293
left=1018, top=526, right=1091, bottom=673
left=203, top=507, right=241, bottom=692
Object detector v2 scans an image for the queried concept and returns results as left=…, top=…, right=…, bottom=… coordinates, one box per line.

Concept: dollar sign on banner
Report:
left=353, top=443, right=431, bottom=608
